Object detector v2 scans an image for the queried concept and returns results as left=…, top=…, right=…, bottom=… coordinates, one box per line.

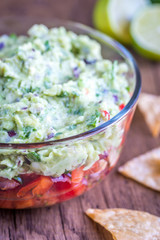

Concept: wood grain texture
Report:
left=0, top=1, right=160, bottom=239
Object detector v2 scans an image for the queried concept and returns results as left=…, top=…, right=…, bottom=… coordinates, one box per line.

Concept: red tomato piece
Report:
left=32, top=176, right=53, bottom=196
left=17, top=180, right=39, bottom=198
left=119, top=103, right=125, bottom=111
left=0, top=200, right=13, bottom=209
left=73, top=183, right=86, bottom=197
left=101, top=110, right=110, bottom=120
left=14, top=199, right=35, bottom=209
left=71, top=167, right=84, bottom=183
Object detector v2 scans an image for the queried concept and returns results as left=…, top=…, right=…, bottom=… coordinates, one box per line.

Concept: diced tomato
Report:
left=17, top=176, right=53, bottom=198
left=0, top=177, right=20, bottom=190
left=0, top=200, right=13, bottom=209
left=42, top=197, right=58, bottom=207
left=57, top=182, right=86, bottom=202
left=101, top=110, right=110, bottom=121
left=53, top=180, right=73, bottom=194
left=119, top=103, right=125, bottom=111
left=84, top=159, right=108, bottom=176
left=54, top=181, right=75, bottom=201
left=32, top=176, right=53, bottom=196
left=71, top=167, right=84, bottom=183
left=14, top=199, right=35, bottom=209
left=85, top=161, right=100, bottom=175
left=17, top=180, right=39, bottom=198
left=53, top=174, right=84, bottom=201
left=73, top=183, right=86, bottom=197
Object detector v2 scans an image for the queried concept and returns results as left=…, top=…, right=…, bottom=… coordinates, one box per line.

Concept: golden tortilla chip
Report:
left=86, top=208, right=160, bottom=240
left=118, top=147, right=160, bottom=191
left=138, top=93, right=160, bottom=137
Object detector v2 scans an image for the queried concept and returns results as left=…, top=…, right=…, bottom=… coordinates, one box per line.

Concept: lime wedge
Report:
left=93, top=0, right=113, bottom=36
left=130, top=5, right=160, bottom=60
left=150, top=0, right=160, bottom=3
left=93, top=0, right=147, bottom=44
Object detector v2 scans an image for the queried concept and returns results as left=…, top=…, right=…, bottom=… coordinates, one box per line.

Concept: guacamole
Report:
left=0, top=25, right=130, bottom=179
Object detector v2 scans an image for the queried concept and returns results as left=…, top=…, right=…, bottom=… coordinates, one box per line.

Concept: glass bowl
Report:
left=0, top=18, right=141, bottom=209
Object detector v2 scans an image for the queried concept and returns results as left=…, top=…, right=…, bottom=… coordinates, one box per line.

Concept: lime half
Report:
left=93, top=0, right=147, bottom=44
left=93, top=0, right=113, bottom=36
left=131, top=5, right=160, bottom=60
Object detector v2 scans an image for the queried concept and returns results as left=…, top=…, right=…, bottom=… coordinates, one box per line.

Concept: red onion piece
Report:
left=84, top=59, right=97, bottom=65
left=73, top=66, right=80, bottom=78
left=7, top=130, right=17, bottom=137
left=0, top=42, right=5, bottom=50
left=46, top=133, right=55, bottom=140
left=0, top=177, right=20, bottom=190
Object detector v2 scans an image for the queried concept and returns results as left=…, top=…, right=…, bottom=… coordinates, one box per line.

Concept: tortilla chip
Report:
left=86, top=208, right=160, bottom=240
left=138, top=93, right=160, bottom=137
left=118, top=147, right=160, bottom=191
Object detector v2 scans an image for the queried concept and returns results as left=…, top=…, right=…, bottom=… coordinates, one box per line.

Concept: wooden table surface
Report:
left=0, top=1, right=160, bottom=239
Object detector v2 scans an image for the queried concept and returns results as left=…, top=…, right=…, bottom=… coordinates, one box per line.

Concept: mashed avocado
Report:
left=0, top=25, right=130, bottom=179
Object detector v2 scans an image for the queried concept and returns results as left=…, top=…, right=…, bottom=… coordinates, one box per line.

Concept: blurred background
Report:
left=0, top=0, right=96, bottom=25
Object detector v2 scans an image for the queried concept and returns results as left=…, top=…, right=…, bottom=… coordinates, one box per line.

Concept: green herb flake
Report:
left=22, top=126, right=36, bottom=139
left=73, top=107, right=85, bottom=115
left=27, top=152, right=41, bottom=162
left=55, top=132, right=62, bottom=137
left=44, top=40, right=51, bottom=51
left=87, top=110, right=100, bottom=128
left=67, top=124, right=77, bottom=130
left=126, top=86, right=130, bottom=92
left=58, top=91, right=69, bottom=98
left=72, top=91, right=80, bottom=97
left=9, top=33, right=17, bottom=40
left=22, top=87, right=40, bottom=94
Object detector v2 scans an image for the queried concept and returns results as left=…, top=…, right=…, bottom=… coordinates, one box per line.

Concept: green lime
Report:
left=150, top=0, right=160, bottom=3
left=93, top=0, right=147, bottom=44
left=93, top=0, right=113, bottom=36
left=130, top=5, right=160, bottom=60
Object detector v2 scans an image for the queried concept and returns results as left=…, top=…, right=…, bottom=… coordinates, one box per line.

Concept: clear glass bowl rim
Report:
left=0, top=19, right=141, bottom=149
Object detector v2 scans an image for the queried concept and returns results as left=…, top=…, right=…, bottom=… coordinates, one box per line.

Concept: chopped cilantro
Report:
left=67, top=124, right=77, bottom=130
left=126, top=86, right=130, bottom=92
left=73, top=107, right=85, bottom=115
left=87, top=110, right=100, bottom=127
left=27, top=152, right=41, bottom=162
left=22, top=87, right=40, bottom=94
left=67, top=106, right=84, bottom=115
left=9, top=33, right=17, bottom=40
left=58, top=91, right=69, bottom=97
left=72, top=91, right=80, bottom=97
left=71, top=46, right=80, bottom=55
left=44, top=40, right=51, bottom=51
left=22, top=126, right=36, bottom=139
left=55, top=132, right=62, bottom=137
